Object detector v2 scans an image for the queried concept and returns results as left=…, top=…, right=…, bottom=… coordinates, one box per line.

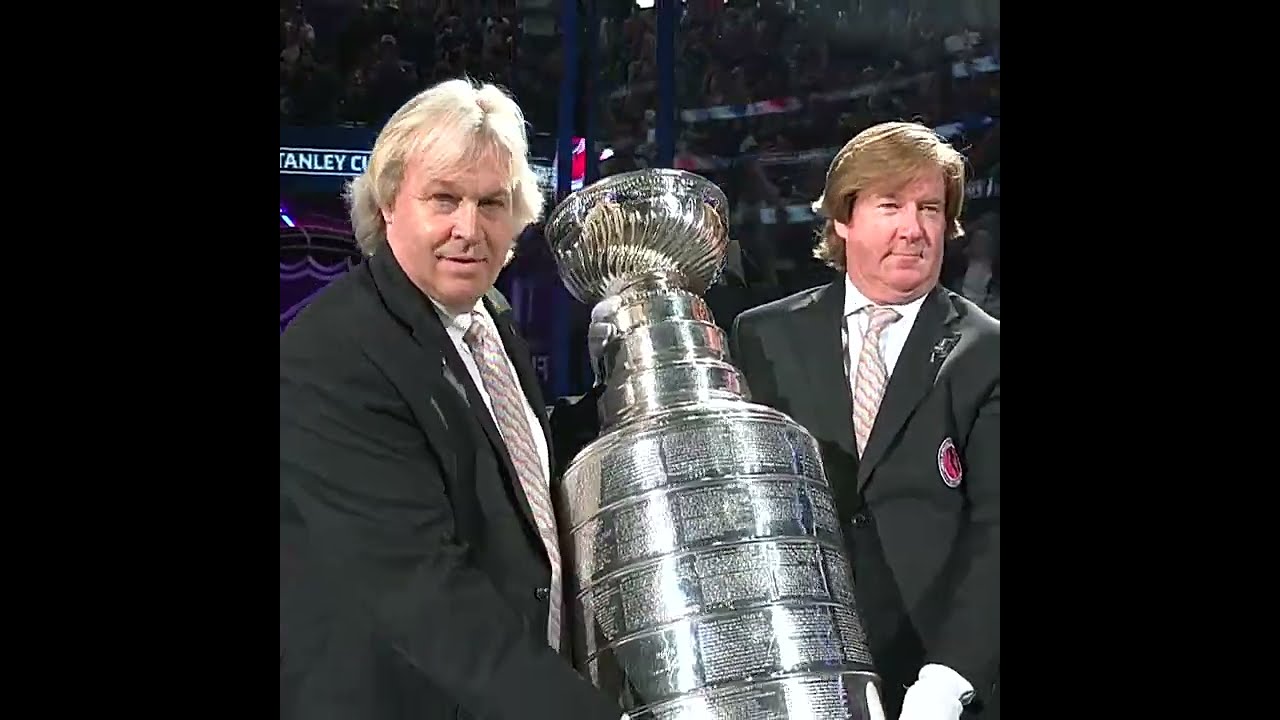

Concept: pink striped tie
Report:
left=463, top=314, right=563, bottom=651
left=852, top=306, right=901, bottom=457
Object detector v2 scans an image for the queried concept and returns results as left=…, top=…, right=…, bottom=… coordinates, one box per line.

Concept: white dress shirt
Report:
left=430, top=298, right=552, bottom=487
left=841, top=274, right=927, bottom=400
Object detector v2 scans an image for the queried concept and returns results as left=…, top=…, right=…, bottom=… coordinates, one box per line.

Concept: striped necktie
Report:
left=852, top=306, right=901, bottom=457
left=463, top=313, right=563, bottom=651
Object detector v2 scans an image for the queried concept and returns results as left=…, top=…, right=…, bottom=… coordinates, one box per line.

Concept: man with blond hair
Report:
left=731, top=122, right=1000, bottom=720
left=280, top=79, right=625, bottom=720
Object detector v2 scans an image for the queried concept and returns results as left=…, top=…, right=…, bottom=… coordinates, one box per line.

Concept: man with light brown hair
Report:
left=731, top=121, right=1000, bottom=719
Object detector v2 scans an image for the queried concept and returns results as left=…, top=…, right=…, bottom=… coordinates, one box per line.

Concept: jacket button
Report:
left=534, top=587, right=549, bottom=600
left=851, top=513, right=870, bottom=528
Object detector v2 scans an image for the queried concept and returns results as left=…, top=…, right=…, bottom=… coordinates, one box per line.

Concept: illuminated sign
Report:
left=280, top=147, right=371, bottom=177
left=279, top=128, right=580, bottom=192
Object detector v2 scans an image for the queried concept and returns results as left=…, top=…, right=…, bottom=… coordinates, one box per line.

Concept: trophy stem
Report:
left=592, top=282, right=747, bottom=432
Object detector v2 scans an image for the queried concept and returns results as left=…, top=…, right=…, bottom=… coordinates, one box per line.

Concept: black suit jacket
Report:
left=730, top=281, right=1000, bottom=718
left=280, top=249, right=620, bottom=720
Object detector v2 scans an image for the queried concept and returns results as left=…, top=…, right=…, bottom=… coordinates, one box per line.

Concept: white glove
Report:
left=897, top=664, right=973, bottom=720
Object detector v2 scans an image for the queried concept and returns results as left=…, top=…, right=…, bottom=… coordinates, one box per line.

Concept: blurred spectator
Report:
left=280, top=0, right=542, bottom=128
left=959, top=220, right=1000, bottom=318
left=609, top=0, right=1004, bottom=305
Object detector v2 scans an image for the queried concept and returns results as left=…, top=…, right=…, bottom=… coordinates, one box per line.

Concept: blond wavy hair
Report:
left=812, top=122, right=967, bottom=271
left=343, top=78, right=544, bottom=256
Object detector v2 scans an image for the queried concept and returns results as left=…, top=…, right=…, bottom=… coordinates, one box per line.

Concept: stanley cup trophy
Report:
left=544, top=169, right=886, bottom=720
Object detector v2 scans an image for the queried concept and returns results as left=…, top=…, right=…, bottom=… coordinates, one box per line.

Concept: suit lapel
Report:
left=439, top=347, right=527, bottom=503
left=789, top=281, right=860, bottom=469
left=856, top=285, right=962, bottom=490
left=368, top=251, right=539, bottom=532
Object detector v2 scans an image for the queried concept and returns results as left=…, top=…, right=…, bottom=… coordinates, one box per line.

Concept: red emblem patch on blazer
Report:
left=938, top=437, right=963, bottom=488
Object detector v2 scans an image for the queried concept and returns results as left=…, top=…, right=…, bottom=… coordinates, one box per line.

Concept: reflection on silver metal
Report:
left=545, top=168, right=732, bottom=306
left=547, top=169, right=883, bottom=719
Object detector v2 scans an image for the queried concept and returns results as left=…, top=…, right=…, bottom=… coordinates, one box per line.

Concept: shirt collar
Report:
left=428, top=296, right=488, bottom=344
left=842, top=273, right=928, bottom=326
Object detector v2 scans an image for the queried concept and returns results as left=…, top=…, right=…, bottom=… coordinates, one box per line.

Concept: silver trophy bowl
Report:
left=546, top=168, right=731, bottom=306
left=546, top=169, right=885, bottom=720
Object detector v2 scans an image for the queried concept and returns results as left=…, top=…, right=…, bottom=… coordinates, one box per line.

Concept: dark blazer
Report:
left=280, top=249, right=620, bottom=720
left=730, top=280, right=1000, bottom=718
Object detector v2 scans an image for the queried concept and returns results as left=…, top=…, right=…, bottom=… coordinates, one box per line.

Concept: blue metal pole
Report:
left=581, top=0, right=601, bottom=389
left=584, top=0, right=601, bottom=184
left=655, top=0, right=676, bottom=168
left=553, top=0, right=580, bottom=399
left=556, top=0, right=578, bottom=199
